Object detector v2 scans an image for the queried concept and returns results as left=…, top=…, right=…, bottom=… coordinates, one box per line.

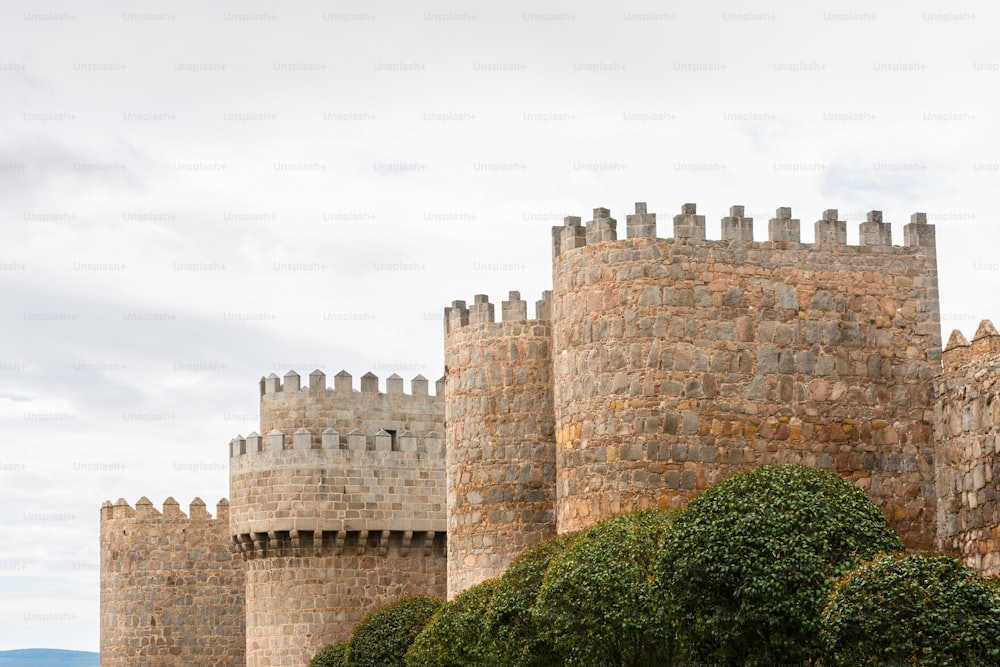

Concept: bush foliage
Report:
left=534, top=508, right=676, bottom=667
left=309, top=640, right=350, bottom=667
left=822, top=552, right=1000, bottom=665
left=405, top=578, right=499, bottom=667
left=481, top=533, right=579, bottom=666
left=315, top=465, right=1000, bottom=666
left=347, top=595, right=443, bottom=667
left=659, top=464, right=904, bottom=665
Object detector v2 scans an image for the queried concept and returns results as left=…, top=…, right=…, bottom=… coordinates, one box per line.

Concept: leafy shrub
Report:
left=309, top=640, right=350, bottom=667
left=481, top=533, right=579, bottom=666
left=822, top=552, right=1000, bottom=666
left=406, top=579, right=499, bottom=667
left=348, top=595, right=443, bottom=667
left=534, top=508, right=676, bottom=666
left=659, top=464, right=904, bottom=665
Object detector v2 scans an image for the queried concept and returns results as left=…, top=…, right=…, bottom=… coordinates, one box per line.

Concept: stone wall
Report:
left=258, top=369, right=444, bottom=445
left=243, top=532, right=446, bottom=666
left=936, top=320, right=1000, bottom=573
left=443, top=291, right=557, bottom=598
left=228, top=431, right=446, bottom=537
left=99, top=497, right=245, bottom=667
left=551, top=203, right=941, bottom=549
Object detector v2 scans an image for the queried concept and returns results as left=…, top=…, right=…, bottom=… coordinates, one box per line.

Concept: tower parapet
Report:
left=936, top=320, right=1000, bottom=574
left=550, top=202, right=937, bottom=255
left=550, top=201, right=941, bottom=549
left=100, top=498, right=245, bottom=667
left=443, top=290, right=557, bottom=598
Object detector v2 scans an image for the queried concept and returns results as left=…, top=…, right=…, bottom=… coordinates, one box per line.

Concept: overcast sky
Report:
left=1, top=0, right=997, bottom=652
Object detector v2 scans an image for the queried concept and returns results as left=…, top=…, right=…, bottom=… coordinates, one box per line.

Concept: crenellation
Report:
left=412, top=374, right=428, bottom=395
left=293, top=427, right=311, bottom=450
left=470, top=294, right=495, bottom=324
left=264, top=372, right=281, bottom=394
left=284, top=370, right=301, bottom=391
left=335, top=369, right=353, bottom=392
left=445, top=299, right=470, bottom=335
left=374, top=428, right=392, bottom=451
left=502, top=290, right=528, bottom=321
left=554, top=215, right=586, bottom=258
left=310, top=368, right=326, bottom=390
left=360, top=371, right=379, bottom=393
left=768, top=206, right=800, bottom=243
left=586, top=207, right=617, bottom=244
left=673, top=202, right=707, bottom=240
left=859, top=210, right=892, bottom=246
left=386, top=373, right=404, bottom=394
left=721, top=204, right=754, bottom=242
left=905, top=212, right=936, bottom=248
left=267, top=429, right=284, bottom=450
left=536, top=290, right=553, bottom=320
left=626, top=201, right=657, bottom=239
left=972, top=319, right=1000, bottom=356
left=815, top=208, right=847, bottom=244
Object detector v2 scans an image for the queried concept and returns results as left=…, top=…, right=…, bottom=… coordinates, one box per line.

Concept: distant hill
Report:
left=0, top=649, right=99, bottom=666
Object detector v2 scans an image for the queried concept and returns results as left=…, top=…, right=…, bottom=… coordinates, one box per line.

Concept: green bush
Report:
left=347, top=595, right=443, bottom=667
left=310, top=640, right=350, bottom=667
left=406, top=579, right=499, bottom=667
left=659, top=464, right=904, bottom=665
left=822, top=552, right=1000, bottom=665
left=534, top=508, right=676, bottom=666
left=481, top=533, right=579, bottom=666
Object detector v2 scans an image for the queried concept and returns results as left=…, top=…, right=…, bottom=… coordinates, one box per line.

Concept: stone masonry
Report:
left=444, top=291, right=557, bottom=596
left=100, top=497, right=245, bottom=667
left=548, top=205, right=939, bottom=549
left=936, top=320, right=1000, bottom=574
left=101, top=198, right=1000, bottom=666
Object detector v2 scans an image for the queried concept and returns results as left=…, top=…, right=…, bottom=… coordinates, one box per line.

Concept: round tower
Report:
left=444, top=291, right=557, bottom=598
left=551, top=202, right=941, bottom=549
left=229, top=370, right=447, bottom=667
left=935, top=320, right=1000, bottom=574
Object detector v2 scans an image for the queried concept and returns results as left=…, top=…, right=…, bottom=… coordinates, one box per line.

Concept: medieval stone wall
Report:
left=936, top=320, right=1000, bottom=574
left=99, top=497, right=245, bottom=667
left=242, top=531, right=446, bottom=666
left=551, top=203, right=941, bottom=549
left=443, top=291, right=557, bottom=598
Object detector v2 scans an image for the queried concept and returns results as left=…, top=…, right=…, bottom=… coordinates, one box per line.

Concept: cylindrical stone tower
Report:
left=935, top=320, right=1000, bottom=574
left=229, top=369, right=447, bottom=667
left=551, top=203, right=941, bottom=549
left=444, top=291, right=557, bottom=598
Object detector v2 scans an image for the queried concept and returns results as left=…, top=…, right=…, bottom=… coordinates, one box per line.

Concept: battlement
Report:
left=444, top=290, right=553, bottom=336
left=942, top=320, right=1000, bottom=373
left=260, top=369, right=444, bottom=397
left=551, top=202, right=935, bottom=257
left=100, top=496, right=229, bottom=522
left=228, top=427, right=444, bottom=458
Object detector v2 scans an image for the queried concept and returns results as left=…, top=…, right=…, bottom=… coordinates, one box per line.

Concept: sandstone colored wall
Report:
left=551, top=203, right=941, bottom=549
left=444, top=291, right=557, bottom=598
left=243, top=532, right=446, bottom=666
left=100, top=497, right=245, bottom=667
left=936, top=321, right=1000, bottom=573
left=258, top=369, right=444, bottom=445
